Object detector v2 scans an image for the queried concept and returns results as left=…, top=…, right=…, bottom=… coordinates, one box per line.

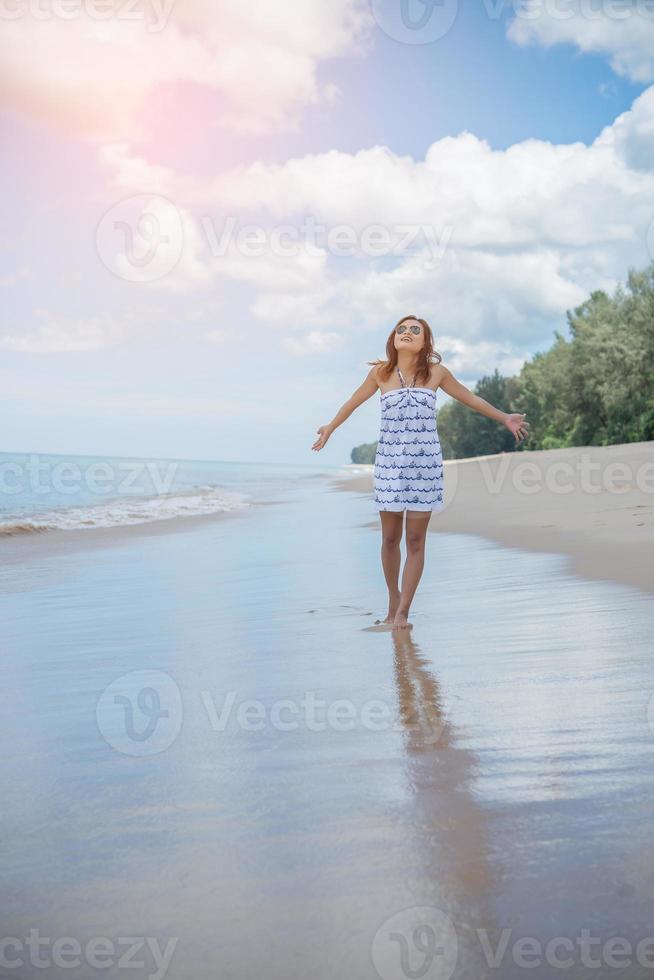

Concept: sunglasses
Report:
left=396, top=323, right=422, bottom=335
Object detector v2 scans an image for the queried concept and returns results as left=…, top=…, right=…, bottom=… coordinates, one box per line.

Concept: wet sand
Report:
left=2, top=472, right=654, bottom=978
left=333, top=440, right=654, bottom=595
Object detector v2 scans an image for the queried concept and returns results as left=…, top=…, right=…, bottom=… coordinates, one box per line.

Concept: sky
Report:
left=2, top=0, right=654, bottom=467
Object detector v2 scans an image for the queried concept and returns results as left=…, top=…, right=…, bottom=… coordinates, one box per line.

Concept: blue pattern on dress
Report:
left=373, top=370, right=445, bottom=512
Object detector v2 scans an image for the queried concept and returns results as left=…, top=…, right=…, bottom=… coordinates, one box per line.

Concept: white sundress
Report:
left=373, top=366, right=445, bottom=512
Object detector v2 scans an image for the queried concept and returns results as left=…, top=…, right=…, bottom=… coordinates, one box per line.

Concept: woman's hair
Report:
left=368, top=314, right=442, bottom=387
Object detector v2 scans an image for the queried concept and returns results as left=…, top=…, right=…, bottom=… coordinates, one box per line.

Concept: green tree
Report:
left=350, top=442, right=377, bottom=464
left=437, top=369, right=517, bottom=459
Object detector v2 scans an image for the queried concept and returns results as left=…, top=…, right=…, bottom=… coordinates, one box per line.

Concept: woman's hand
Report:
left=504, top=413, right=530, bottom=444
left=312, top=425, right=332, bottom=451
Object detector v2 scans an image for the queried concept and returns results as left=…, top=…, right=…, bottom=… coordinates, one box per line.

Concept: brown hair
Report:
left=368, top=314, right=442, bottom=387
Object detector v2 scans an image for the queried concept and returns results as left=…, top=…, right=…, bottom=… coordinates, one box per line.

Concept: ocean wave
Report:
left=0, top=485, right=250, bottom=535
left=0, top=522, right=51, bottom=537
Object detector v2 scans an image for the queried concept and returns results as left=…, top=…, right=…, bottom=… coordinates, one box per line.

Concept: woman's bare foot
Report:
left=392, top=609, right=412, bottom=630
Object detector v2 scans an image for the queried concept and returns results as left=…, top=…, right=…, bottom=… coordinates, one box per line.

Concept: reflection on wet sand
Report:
left=379, top=627, right=499, bottom=980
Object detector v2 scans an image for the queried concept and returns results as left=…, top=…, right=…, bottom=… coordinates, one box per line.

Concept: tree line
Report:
left=352, top=262, right=654, bottom=462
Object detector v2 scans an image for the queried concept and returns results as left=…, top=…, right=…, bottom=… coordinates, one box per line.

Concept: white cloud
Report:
left=10, top=1, right=654, bottom=380
left=0, top=0, right=373, bottom=141
left=98, top=84, right=654, bottom=365
left=99, top=144, right=178, bottom=197
left=281, top=331, right=344, bottom=356
left=95, top=195, right=215, bottom=291
left=436, top=335, right=529, bottom=381
left=507, top=1, right=654, bottom=83
left=0, top=310, right=126, bottom=352
left=605, top=84, right=654, bottom=172
left=251, top=288, right=341, bottom=325
left=0, top=306, right=177, bottom=352
left=96, top=160, right=332, bottom=293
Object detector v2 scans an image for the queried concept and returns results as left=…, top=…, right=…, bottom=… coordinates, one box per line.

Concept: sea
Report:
left=0, top=450, right=367, bottom=534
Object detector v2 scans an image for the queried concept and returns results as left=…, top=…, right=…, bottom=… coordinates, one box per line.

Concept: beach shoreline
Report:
left=331, top=441, right=654, bottom=597
left=0, top=501, right=263, bottom=565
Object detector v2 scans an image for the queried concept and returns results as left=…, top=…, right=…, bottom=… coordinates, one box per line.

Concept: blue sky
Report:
left=2, top=1, right=653, bottom=465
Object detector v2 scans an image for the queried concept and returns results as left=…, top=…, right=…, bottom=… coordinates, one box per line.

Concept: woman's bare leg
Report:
left=393, top=511, right=430, bottom=630
left=378, top=510, right=404, bottom=623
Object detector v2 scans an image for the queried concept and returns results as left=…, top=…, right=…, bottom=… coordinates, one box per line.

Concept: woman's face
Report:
left=394, top=318, right=425, bottom=354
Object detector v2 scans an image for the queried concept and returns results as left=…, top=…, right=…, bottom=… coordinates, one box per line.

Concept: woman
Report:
left=312, top=315, right=529, bottom=630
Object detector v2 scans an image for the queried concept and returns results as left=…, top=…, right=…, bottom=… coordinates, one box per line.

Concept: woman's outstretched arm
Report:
left=439, top=366, right=530, bottom=444
left=312, top=367, right=379, bottom=451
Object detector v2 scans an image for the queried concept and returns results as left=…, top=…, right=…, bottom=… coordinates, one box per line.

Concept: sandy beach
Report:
left=2, top=464, right=654, bottom=978
left=333, top=440, right=654, bottom=596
